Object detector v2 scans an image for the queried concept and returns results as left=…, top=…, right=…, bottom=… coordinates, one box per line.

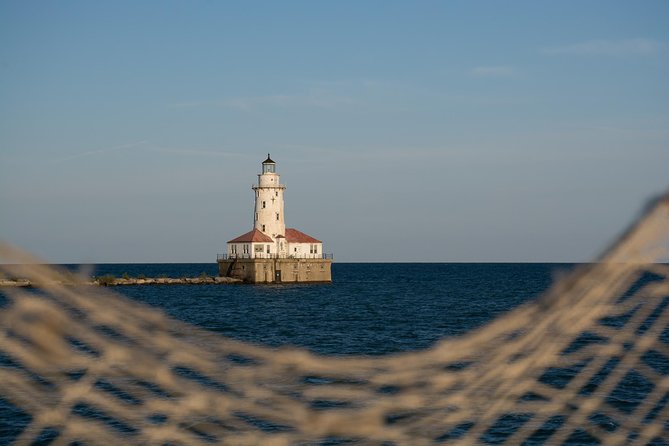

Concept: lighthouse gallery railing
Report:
left=217, top=253, right=333, bottom=261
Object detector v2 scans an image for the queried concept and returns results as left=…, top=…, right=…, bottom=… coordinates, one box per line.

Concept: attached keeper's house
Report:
left=217, top=155, right=332, bottom=283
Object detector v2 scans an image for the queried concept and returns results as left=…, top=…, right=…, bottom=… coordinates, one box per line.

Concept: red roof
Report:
left=285, top=228, right=321, bottom=243
left=227, top=229, right=273, bottom=243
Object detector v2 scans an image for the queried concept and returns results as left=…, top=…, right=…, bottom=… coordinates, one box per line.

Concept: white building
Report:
left=226, top=155, right=324, bottom=259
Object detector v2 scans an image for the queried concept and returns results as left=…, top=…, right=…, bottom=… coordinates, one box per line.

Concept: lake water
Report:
left=87, top=262, right=568, bottom=355
left=1, top=262, right=582, bottom=444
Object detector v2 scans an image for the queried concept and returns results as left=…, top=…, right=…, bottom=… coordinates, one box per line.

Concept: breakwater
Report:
left=0, top=275, right=241, bottom=287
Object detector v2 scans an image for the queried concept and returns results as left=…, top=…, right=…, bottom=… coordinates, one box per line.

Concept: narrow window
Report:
left=266, top=245, right=270, bottom=254
left=262, top=201, right=266, bottom=208
left=255, top=212, right=258, bottom=221
left=262, top=224, right=265, bottom=232
left=275, top=191, right=278, bottom=197
left=276, top=213, right=279, bottom=221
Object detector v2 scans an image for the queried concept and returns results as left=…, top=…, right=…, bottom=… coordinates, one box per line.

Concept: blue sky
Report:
left=1, top=1, right=668, bottom=263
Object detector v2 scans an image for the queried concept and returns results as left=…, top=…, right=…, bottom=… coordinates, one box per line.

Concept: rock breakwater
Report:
left=0, top=276, right=241, bottom=287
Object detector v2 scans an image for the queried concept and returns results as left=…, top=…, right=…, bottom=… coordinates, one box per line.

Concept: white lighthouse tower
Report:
left=253, top=155, right=286, bottom=241
left=219, top=155, right=332, bottom=283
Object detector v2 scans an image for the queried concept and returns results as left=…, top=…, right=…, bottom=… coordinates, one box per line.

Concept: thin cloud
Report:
left=56, top=141, right=149, bottom=162
left=169, top=90, right=356, bottom=112
left=304, top=78, right=398, bottom=89
left=223, top=91, right=356, bottom=111
left=144, top=146, right=241, bottom=157
left=56, top=141, right=240, bottom=162
left=168, top=79, right=397, bottom=111
left=470, top=66, right=515, bottom=78
left=169, top=101, right=212, bottom=109
left=542, top=38, right=662, bottom=56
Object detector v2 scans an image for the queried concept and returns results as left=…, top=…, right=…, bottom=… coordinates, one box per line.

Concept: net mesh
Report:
left=1, top=192, right=669, bottom=445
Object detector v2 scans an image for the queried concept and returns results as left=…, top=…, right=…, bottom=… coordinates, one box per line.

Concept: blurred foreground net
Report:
left=1, top=192, right=669, bottom=446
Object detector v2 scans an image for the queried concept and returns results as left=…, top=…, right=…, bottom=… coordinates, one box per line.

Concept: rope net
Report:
left=1, top=192, right=669, bottom=445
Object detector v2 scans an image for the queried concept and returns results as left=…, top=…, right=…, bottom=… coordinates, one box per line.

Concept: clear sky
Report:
left=1, top=1, right=667, bottom=263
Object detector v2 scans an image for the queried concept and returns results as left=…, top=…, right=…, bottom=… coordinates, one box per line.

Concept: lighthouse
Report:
left=218, top=155, right=332, bottom=283
left=253, top=155, right=286, bottom=246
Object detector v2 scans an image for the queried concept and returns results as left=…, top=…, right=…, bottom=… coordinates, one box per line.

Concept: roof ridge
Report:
left=285, top=228, right=322, bottom=243
left=227, top=228, right=274, bottom=243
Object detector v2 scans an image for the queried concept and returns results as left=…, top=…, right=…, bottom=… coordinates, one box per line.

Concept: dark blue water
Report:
left=86, top=263, right=569, bottom=355
left=0, top=263, right=575, bottom=444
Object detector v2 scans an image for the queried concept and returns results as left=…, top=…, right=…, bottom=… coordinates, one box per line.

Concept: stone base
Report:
left=217, top=258, right=332, bottom=283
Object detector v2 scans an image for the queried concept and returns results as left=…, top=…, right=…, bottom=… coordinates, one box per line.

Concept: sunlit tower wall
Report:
left=252, top=154, right=286, bottom=239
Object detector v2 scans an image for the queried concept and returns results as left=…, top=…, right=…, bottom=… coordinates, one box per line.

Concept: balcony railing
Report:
left=217, top=253, right=333, bottom=261
left=251, top=184, right=286, bottom=190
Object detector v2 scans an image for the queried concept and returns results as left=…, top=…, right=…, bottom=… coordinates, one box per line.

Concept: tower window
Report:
left=275, top=191, right=278, bottom=197
left=262, top=201, right=266, bottom=208
left=262, top=224, right=265, bottom=232
left=255, top=213, right=258, bottom=221
left=276, top=213, right=279, bottom=221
